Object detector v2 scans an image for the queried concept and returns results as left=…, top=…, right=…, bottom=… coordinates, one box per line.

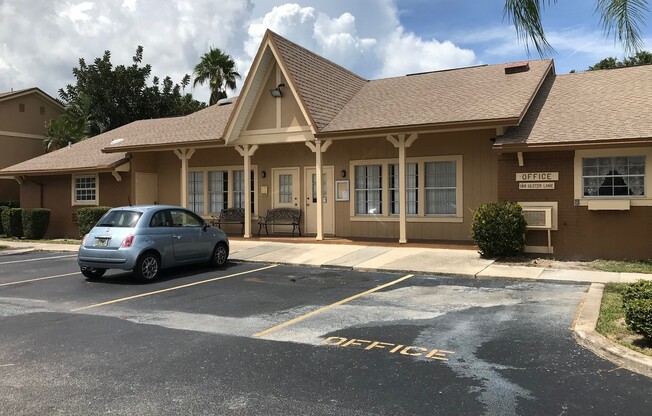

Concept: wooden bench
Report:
left=211, top=208, right=245, bottom=234
left=258, top=208, right=302, bottom=236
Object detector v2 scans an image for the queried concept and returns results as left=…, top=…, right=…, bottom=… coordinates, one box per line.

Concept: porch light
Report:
left=340, top=169, right=346, bottom=178
left=270, top=83, right=285, bottom=98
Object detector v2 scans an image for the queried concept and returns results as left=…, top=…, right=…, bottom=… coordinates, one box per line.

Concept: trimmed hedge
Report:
left=0, top=200, right=19, bottom=208
left=471, top=201, right=527, bottom=258
left=22, top=209, right=51, bottom=240
left=77, top=206, right=111, bottom=237
left=623, top=280, right=652, bottom=339
left=1, top=208, right=23, bottom=238
left=0, top=206, right=6, bottom=235
left=624, top=299, right=652, bottom=339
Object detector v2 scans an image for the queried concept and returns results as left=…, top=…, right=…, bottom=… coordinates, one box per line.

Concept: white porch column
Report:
left=386, top=134, right=417, bottom=244
left=174, top=148, right=196, bottom=208
left=235, top=144, right=259, bottom=238
left=306, top=139, right=332, bottom=240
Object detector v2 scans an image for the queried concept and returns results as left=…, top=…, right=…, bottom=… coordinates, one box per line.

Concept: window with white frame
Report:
left=208, top=170, right=228, bottom=213
left=389, top=163, right=418, bottom=215
left=188, top=167, right=256, bottom=216
left=582, top=156, right=645, bottom=197
left=72, top=175, right=98, bottom=205
left=355, top=165, right=382, bottom=215
left=188, top=171, right=204, bottom=214
left=425, top=161, right=457, bottom=215
left=232, top=170, right=255, bottom=214
left=351, top=156, right=462, bottom=220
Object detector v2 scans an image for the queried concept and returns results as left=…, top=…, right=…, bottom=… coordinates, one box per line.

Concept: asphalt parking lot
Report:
left=1, top=252, right=651, bottom=415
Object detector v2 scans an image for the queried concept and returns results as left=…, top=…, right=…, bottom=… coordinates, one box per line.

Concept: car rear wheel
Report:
left=134, top=252, right=160, bottom=282
left=81, top=267, right=106, bottom=279
left=209, top=242, right=229, bottom=268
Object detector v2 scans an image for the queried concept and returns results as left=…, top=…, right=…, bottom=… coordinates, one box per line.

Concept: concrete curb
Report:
left=573, top=283, right=652, bottom=378
left=0, top=248, right=35, bottom=256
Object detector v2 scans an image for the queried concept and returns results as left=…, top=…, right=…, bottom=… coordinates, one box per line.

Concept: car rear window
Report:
left=96, top=210, right=142, bottom=228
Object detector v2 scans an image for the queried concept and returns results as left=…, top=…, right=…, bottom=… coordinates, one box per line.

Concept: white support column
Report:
left=174, top=148, right=196, bottom=208
left=386, top=133, right=418, bottom=244
left=235, top=144, right=259, bottom=238
left=306, top=139, right=332, bottom=241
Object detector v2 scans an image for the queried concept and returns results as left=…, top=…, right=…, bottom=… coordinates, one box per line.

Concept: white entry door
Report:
left=272, top=168, right=300, bottom=234
left=135, top=172, right=158, bottom=205
left=304, top=166, right=334, bottom=235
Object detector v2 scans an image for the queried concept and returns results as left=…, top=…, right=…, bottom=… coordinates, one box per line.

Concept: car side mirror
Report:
left=202, top=223, right=209, bottom=232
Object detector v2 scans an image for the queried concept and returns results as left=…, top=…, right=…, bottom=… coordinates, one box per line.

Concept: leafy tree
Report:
left=589, top=50, right=652, bottom=70
left=57, top=46, right=205, bottom=138
left=504, top=0, right=650, bottom=56
left=193, top=47, right=241, bottom=105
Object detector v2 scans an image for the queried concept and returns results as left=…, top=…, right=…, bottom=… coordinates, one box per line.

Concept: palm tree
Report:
left=193, top=47, right=241, bottom=105
left=504, top=0, right=649, bottom=56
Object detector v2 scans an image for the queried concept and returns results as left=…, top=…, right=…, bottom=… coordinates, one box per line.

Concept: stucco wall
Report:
left=20, top=173, right=131, bottom=238
left=134, top=129, right=498, bottom=242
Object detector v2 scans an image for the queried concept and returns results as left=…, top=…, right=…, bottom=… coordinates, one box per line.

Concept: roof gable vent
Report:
left=505, top=62, right=530, bottom=74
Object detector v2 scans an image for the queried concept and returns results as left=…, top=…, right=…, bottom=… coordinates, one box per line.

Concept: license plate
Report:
left=94, top=238, right=109, bottom=247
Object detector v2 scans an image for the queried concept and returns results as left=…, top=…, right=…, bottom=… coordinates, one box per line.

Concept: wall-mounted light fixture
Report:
left=261, top=170, right=267, bottom=178
left=270, top=83, right=285, bottom=98
left=340, top=169, right=346, bottom=178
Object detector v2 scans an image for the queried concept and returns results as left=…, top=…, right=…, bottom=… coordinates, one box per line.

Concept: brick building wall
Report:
left=498, top=151, right=652, bottom=260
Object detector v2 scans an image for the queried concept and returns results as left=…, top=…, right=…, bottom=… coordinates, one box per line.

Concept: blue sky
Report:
left=0, top=0, right=649, bottom=103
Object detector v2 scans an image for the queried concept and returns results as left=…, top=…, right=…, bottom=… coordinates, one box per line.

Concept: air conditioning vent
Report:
left=522, top=207, right=552, bottom=229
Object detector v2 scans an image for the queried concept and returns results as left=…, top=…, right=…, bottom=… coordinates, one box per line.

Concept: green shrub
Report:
left=622, top=280, right=652, bottom=304
left=622, top=280, right=652, bottom=339
left=471, top=201, right=527, bottom=258
left=1, top=208, right=23, bottom=238
left=77, top=206, right=111, bottom=237
left=0, top=200, right=19, bottom=208
left=624, top=298, right=652, bottom=339
left=21, top=209, right=51, bottom=239
left=0, top=206, right=6, bottom=235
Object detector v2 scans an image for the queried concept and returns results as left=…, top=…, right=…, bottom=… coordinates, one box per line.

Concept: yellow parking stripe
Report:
left=254, top=273, right=414, bottom=337
left=0, top=272, right=80, bottom=287
left=71, top=264, right=278, bottom=312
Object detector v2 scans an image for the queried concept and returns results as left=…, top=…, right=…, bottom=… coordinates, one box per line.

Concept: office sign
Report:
left=516, top=172, right=559, bottom=181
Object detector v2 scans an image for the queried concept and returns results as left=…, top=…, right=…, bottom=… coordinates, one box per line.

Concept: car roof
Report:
left=109, top=205, right=188, bottom=213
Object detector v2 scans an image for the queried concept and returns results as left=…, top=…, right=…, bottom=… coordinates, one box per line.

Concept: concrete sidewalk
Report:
left=1, top=238, right=650, bottom=284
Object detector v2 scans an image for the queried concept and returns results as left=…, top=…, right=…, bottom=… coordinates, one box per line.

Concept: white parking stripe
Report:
left=0, top=254, right=77, bottom=265
left=0, top=272, right=80, bottom=287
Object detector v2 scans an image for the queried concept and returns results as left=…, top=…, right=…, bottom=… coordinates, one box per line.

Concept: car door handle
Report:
left=172, top=235, right=181, bottom=240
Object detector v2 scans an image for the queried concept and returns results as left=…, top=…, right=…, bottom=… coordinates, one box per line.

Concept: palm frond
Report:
left=596, top=0, right=649, bottom=54
left=504, top=0, right=557, bottom=57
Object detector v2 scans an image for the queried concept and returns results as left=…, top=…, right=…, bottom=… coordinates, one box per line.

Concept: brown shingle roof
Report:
left=102, top=101, right=233, bottom=152
left=268, top=31, right=368, bottom=131
left=0, top=127, right=129, bottom=175
left=0, top=100, right=235, bottom=175
left=322, top=60, right=553, bottom=133
left=497, top=65, right=652, bottom=147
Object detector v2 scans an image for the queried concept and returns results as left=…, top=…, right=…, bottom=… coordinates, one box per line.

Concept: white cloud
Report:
left=377, top=27, right=476, bottom=78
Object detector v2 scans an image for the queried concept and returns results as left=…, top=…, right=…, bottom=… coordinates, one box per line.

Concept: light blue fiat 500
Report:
left=78, top=205, right=229, bottom=281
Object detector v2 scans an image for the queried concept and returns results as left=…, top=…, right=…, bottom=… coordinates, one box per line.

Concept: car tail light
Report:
left=81, top=234, right=88, bottom=245
left=120, top=234, right=134, bottom=248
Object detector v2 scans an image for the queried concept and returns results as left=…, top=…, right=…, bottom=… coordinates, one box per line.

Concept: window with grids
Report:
left=188, top=171, right=204, bottom=214
left=233, top=170, right=255, bottom=213
left=355, top=165, right=382, bottom=215
left=74, top=176, right=97, bottom=204
left=582, top=156, right=645, bottom=197
left=425, top=161, right=456, bottom=215
left=389, top=163, right=418, bottom=215
left=208, top=170, right=228, bottom=214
